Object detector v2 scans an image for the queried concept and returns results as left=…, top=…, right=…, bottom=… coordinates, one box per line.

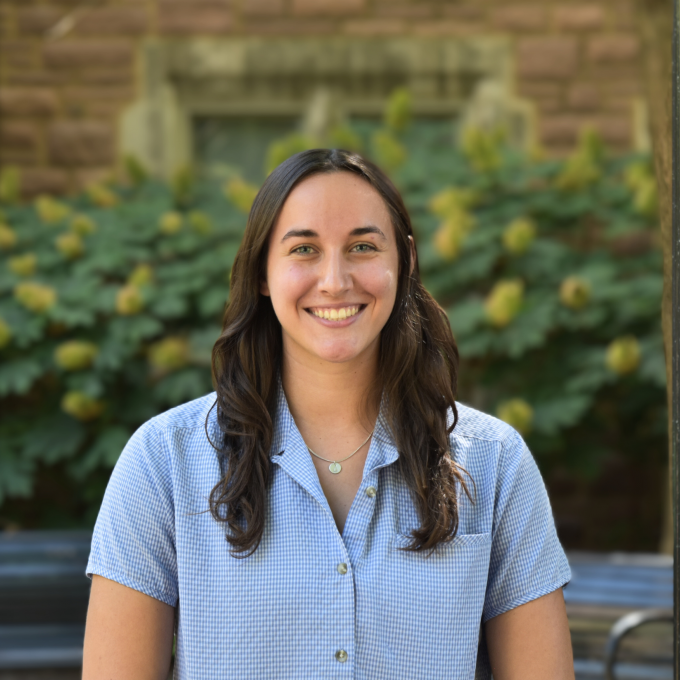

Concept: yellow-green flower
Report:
left=14, top=282, right=57, bottom=313
left=633, top=177, right=658, bottom=218
left=484, top=279, right=524, bottom=328
left=0, top=317, right=12, bottom=349
left=115, top=284, right=144, bottom=315
left=61, top=391, right=104, bottom=421
left=224, top=178, right=259, bottom=214
left=159, top=211, right=183, bottom=235
left=497, top=398, right=534, bottom=435
left=384, top=87, right=412, bottom=133
left=428, top=187, right=478, bottom=218
left=188, top=211, right=212, bottom=235
left=55, top=232, right=84, bottom=259
left=502, top=218, right=536, bottom=255
left=70, top=214, right=96, bottom=236
left=8, top=253, right=37, bottom=277
left=605, top=336, right=641, bottom=375
left=371, top=130, right=407, bottom=172
left=555, top=127, right=605, bottom=191
left=327, top=125, right=363, bottom=152
left=127, top=264, right=153, bottom=287
left=148, top=337, right=190, bottom=372
left=0, top=224, right=18, bottom=250
left=35, top=195, right=70, bottom=225
left=54, top=341, right=99, bottom=371
left=432, top=210, right=476, bottom=262
left=87, top=183, right=118, bottom=207
left=461, top=127, right=503, bottom=173
left=265, top=134, right=315, bottom=175
left=559, top=276, right=591, bottom=310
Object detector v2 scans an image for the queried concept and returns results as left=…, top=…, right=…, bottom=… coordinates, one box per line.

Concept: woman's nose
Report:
left=318, top=252, right=351, bottom=296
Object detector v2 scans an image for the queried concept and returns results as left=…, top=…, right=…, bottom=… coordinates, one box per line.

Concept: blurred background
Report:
left=0, top=1, right=674, bottom=678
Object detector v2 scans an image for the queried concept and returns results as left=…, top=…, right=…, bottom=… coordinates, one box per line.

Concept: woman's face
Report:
left=262, top=171, right=400, bottom=368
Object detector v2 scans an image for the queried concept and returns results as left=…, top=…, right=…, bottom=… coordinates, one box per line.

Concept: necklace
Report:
left=307, top=429, right=374, bottom=474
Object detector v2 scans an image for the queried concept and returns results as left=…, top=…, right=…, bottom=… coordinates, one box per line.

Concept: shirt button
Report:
left=365, top=486, right=377, bottom=498
left=337, top=562, right=348, bottom=575
left=335, top=650, right=348, bottom=663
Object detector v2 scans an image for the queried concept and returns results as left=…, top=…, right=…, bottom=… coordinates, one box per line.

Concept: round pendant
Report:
left=329, top=462, right=342, bottom=474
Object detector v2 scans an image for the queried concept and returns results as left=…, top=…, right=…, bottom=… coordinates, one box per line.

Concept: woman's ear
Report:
left=260, top=279, right=271, bottom=296
left=408, top=235, right=416, bottom=276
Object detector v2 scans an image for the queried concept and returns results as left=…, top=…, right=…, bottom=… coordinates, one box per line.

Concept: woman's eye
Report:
left=292, top=245, right=314, bottom=255
left=352, top=243, right=376, bottom=253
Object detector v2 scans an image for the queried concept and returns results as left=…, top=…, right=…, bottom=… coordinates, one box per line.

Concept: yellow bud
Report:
left=633, top=177, right=658, bottom=218
left=0, top=224, right=18, bottom=250
left=327, top=125, right=363, bottom=153
left=0, top=317, right=12, bottom=349
left=371, top=130, right=407, bottom=172
left=434, top=224, right=464, bottom=261
left=384, top=87, right=412, bottom=133
left=497, top=398, right=534, bottom=435
left=87, top=184, right=118, bottom=208
left=159, top=211, right=183, bottom=235
left=462, top=127, right=502, bottom=173
left=484, top=279, right=524, bottom=328
left=55, top=232, right=84, bottom=259
left=624, top=161, right=652, bottom=192
left=502, top=218, right=536, bottom=255
left=8, top=253, right=37, bottom=277
left=605, top=336, right=641, bottom=375
left=188, top=211, right=212, bottom=235
left=265, top=134, right=315, bottom=175
left=61, top=391, right=104, bottom=421
left=14, top=282, right=57, bottom=313
left=428, top=188, right=478, bottom=217
left=224, top=178, right=259, bottom=214
left=70, top=214, right=96, bottom=236
left=559, top=276, right=591, bottom=310
left=54, top=341, right=99, bottom=370
left=127, top=264, right=153, bottom=287
left=115, top=284, right=144, bottom=315
left=35, top=195, right=70, bottom=225
left=148, top=337, right=190, bottom=372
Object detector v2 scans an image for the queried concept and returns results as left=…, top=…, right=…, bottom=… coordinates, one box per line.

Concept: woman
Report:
left=83, top=149, right=574, bottom=679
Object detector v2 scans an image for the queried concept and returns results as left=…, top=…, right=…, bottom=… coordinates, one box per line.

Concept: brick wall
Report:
left=0, top=0, right=644, bottom=196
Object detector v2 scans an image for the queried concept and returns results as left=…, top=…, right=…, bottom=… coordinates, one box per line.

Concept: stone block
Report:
left=158, top=1, right=232, bottom=34
left=48, top=121, right=115, bottom=167
left=412, top=20, right=480, bottom=36
left=567, top=83, right=600, bottom=111
left=441, top=6, right=484, bottom=20
left=1, top=41, right=38, bottom=68
left=80, top=67, right=133, bottom=86
left=517, top=37, right=578, bottom=80
left=20, top=168, right=70, bottom=198
left=540, top=114, right=631, bottom=146
left=292, top=0, right=365, bottom=16
left=75, top=8, right=148, bottom=35
left=242, top=0, right=285, bottom=16
left=588, top=35, right=640, bottom=64
left=491, top=6, right=547, bottom=31
left=43, top=42, right=133, bottom=69
left=343, top=19, right=405, bottom=35
left=0, top=88, right=59, bottom=116
left=554, top=5, right=604, bottom=31
left=17, top=7, right=63, bottom=34
left=243, top=18, right=335, bottom=34
left=0, top=122, right=39, bottom=151
left=374, top=4, right=434, bottom=19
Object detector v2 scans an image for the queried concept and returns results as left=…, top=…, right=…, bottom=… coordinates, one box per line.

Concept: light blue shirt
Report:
left=87, top=385, right=571, bottom=679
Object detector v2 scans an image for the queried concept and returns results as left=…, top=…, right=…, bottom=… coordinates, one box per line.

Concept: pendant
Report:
left=329, top=462, right=342, bottom=474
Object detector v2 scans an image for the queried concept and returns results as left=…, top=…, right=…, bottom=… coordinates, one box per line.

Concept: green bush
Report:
left=0, top=90, right=665, bottom=529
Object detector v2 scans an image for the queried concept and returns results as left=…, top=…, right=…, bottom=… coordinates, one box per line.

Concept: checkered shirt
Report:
left=87, top=386, right=571, bottom=679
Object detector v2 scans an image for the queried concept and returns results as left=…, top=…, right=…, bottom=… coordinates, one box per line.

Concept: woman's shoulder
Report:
left=451, top=401, right=519, bottom=445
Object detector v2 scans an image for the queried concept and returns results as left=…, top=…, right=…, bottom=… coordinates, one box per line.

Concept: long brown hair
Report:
left=210, top=148, right=471, bottom=556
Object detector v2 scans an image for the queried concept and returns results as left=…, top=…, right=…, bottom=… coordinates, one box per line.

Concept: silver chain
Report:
left=306, top=429, right=374, bottom=465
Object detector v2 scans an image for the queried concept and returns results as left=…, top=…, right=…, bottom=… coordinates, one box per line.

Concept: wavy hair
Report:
left=210, top=148, right=471, bottom=557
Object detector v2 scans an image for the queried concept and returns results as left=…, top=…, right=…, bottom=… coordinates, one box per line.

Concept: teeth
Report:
left=312, top=306, right=360, bottom=320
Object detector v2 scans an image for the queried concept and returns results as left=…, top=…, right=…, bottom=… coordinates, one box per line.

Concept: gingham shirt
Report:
left=87, top=386, right=571, bottom=680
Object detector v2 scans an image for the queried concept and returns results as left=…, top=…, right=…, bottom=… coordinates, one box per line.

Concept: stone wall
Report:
left=0, top=0, right=645, bottom=195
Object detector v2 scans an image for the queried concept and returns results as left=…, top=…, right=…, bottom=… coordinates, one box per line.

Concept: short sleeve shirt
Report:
left=86, top=386, right=571, bottom=680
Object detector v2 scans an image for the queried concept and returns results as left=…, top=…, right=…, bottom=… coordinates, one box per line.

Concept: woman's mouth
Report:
left=307, top=305, right=365, bottom=321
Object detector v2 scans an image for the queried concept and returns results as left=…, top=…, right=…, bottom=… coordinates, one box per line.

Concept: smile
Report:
left=308, top=305, right=364, bottom=321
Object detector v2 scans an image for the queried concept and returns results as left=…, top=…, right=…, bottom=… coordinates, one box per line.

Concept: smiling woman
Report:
left=82, top=149, right=574, bottom=680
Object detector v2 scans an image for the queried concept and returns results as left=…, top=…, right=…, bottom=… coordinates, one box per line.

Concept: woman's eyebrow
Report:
left=350, top=225, right=387, bottom=239
left=281, top=228, right=318, bottom=242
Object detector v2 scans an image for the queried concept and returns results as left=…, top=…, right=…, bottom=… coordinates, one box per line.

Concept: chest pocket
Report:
left=366, top=531, right=492, bottom=677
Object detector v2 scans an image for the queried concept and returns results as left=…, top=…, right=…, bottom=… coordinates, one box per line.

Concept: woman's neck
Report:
left=281, top=342, right=381, bottom=433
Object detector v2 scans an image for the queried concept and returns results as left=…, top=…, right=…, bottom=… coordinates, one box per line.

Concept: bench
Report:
left=0, top=532, right=674, bottom=678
